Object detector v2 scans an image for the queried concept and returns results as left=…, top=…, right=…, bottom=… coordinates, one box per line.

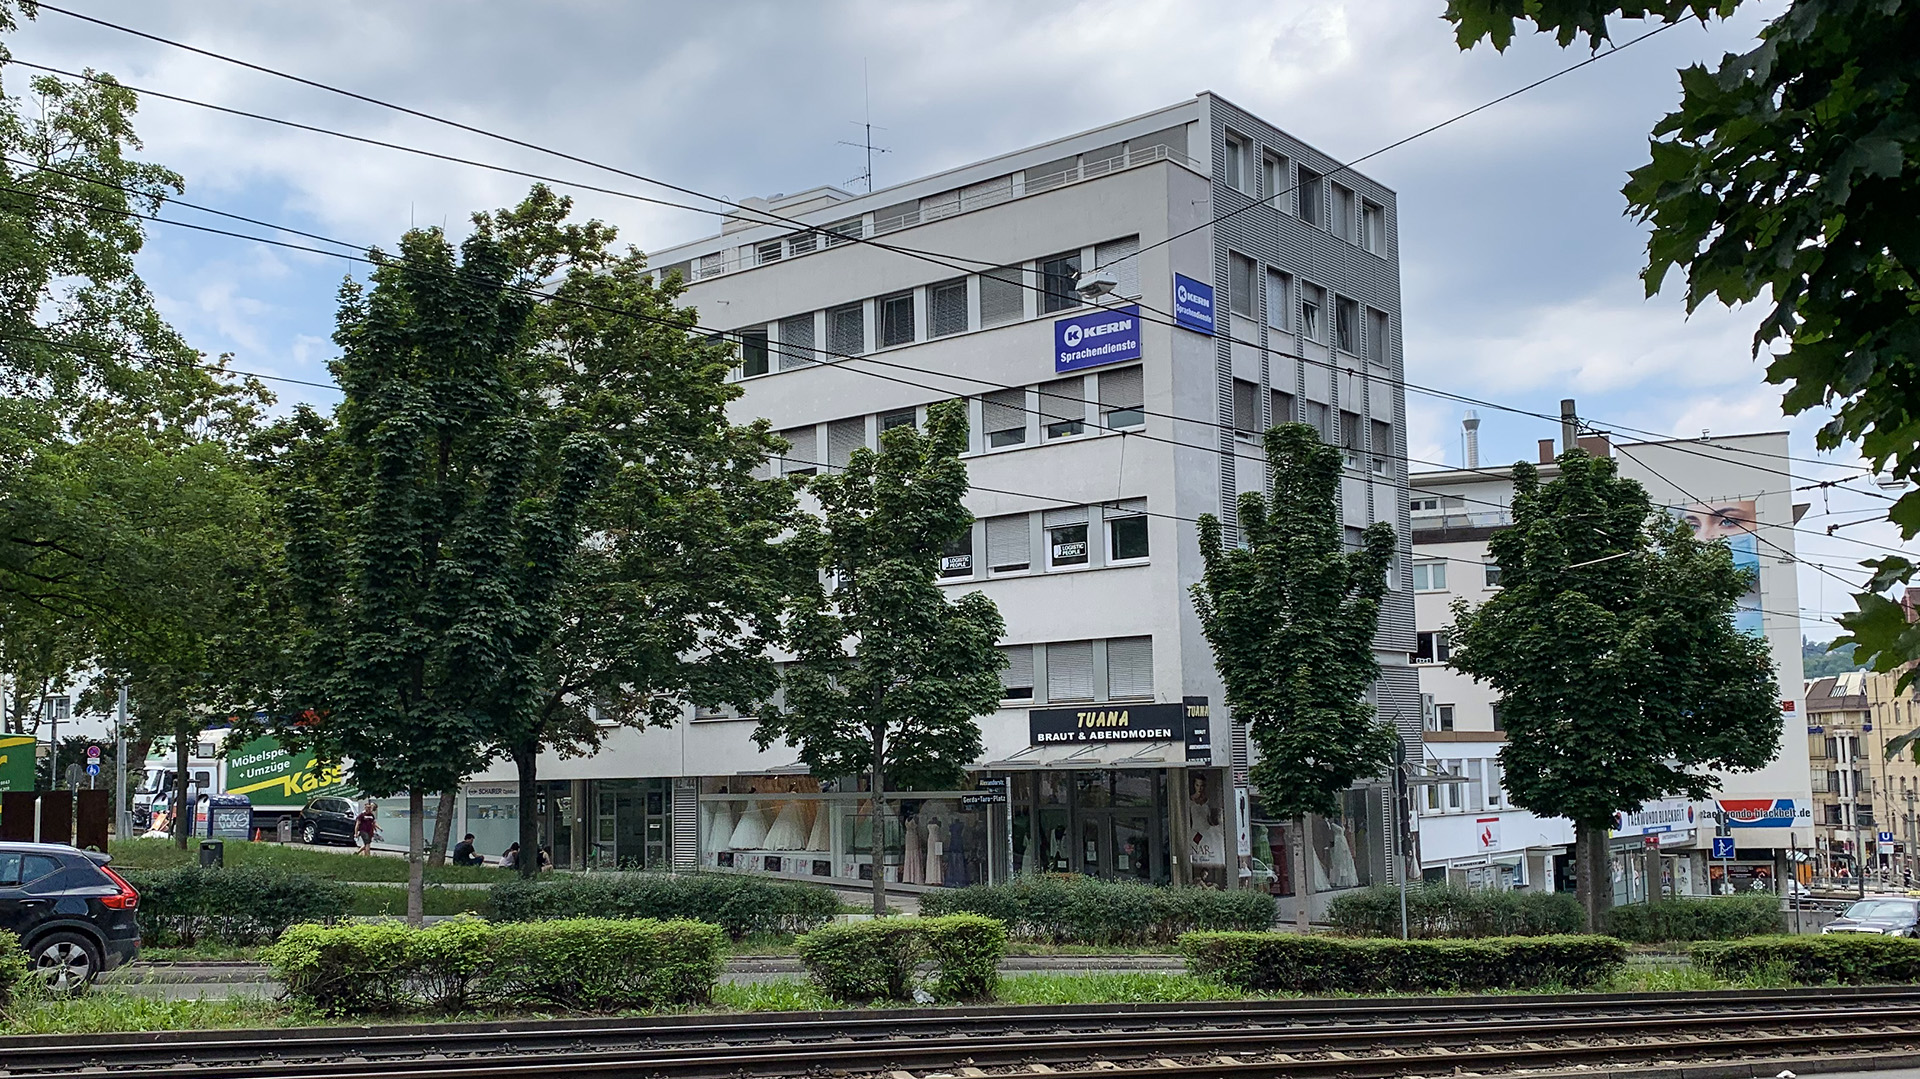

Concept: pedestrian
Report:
left=354, top=801, right=377, bottom=855
left=451, top=833, right=482, bottom=867
left=537, top=845, right=554, bottom=872
left=501, top=842, right=520, bottom=868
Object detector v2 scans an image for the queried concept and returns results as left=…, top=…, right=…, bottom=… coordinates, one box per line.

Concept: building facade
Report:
left=1409, top=427, right=1815, bottom=899
left=448, top=94, right=1418, bottom=915
left=1807, top=664, right=1920, bottom=886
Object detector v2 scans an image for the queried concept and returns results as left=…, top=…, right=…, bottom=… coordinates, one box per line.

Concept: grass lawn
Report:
left=109, top=838, right=508, bottom=885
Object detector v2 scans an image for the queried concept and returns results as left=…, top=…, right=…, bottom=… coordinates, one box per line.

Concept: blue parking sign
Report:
left=1711, top=836, right=1735, bottom=859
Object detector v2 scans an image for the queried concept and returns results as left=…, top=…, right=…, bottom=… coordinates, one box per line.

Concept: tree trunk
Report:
left=1293, top=815, right=1312, bottom=932
left=172, top=720, right=191, bottom=851
left=1574, top=821, right=1613, bottom=931
left=514, top=740, right=539, bottom=879
left=406, top=789, right=425, bottom=928
left=427, top=789, right=457, bottom=868
left=870, top=747, right=887, bottom=917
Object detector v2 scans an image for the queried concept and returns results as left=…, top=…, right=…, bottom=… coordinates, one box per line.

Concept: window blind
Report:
left=1095, top=236, right=1140, bottom=298
left=982, top=387, right=1026, bottom=441
left=1265, top=269, right=1289, bottom=331
left=826, top=418, right=865, bottom=469
left=1099, top=366, right=1144, bottom=428
left=1047, top=641, right=1095, bottom=701
left=1271, top=389, right=1296, bottom=425
left=930, top=279, right=968, bottom=337
left=986, top=514, right=1030, bottom=572
left=1042, top=506, right=1087, bottom=527
left=828, top=303, right=865, bottom=356
left=979, top=266, right=1024, bottom=326
left=1038, top=377, right=1084, bottom=424
left=1106, top=636, right=1153, bottom=700
left=1000, top=645, right=1034, bottom=697
left=778, top=427, right=814, bottom=473
left=1232, top=379, right=1259, bottom=435
left=778, top=314, right=815, bottom=370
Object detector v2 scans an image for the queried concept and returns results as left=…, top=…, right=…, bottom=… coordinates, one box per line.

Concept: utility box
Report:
left=276, top=817, right=294, bottom=844
left=199, top=838, right=224, bottom=868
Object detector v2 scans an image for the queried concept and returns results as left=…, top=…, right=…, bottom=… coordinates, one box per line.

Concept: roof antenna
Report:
left=838, top=59, right=889, bottom=193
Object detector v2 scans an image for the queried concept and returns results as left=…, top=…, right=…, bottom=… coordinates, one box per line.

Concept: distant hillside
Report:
left=1805, top=637, right=1865, bottom=679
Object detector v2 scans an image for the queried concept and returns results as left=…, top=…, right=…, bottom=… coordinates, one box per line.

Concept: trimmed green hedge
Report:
left=1181, top=932, right=1627, bottom=992
left=1691, top=935, right=1920, bottom=984
left=490, top=872, right=839, bottom=939
left=0, top=930, right=26, bottom=1006
left=124, top=865, right=354, bottom=946
left=1603, top=894, right=1784, bottom=943
left=1326, top=884, right=1583, bottom=939
left=919, top=875, right=1275, bottom=945
left=796, top=914, right=1007, bottom=1003
left=263, top=917, right=724, bottom=1014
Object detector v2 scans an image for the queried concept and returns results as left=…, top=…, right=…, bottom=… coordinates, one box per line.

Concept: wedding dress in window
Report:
left=805, top=804, right=830, bottom=851
left=763, top=800, right=809, bottom=850
left=703, top=802, right=736, bottom=855
left=728, top=803, right=773, bottom=849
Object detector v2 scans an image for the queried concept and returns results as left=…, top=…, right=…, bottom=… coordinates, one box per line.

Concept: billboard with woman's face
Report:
left=1674, top=501, right=1762, bottom=635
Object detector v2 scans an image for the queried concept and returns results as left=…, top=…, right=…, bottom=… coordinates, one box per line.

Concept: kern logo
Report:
left=1053, top=305, right=1141, bottom=373
left=1063, top=324, right=1085, bottom=348
left=1173, top=273, right=1216, bottom=335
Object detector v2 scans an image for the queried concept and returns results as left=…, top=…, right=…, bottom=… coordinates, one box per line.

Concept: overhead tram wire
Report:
left=7, top=174, right=1906, bottom=572
left=15, top=13, right=1869, bottom=478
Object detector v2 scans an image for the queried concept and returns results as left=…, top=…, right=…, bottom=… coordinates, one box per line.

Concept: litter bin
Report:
left=276, top=817, right=294, bottom=844
left=199, top=838, right=224, bottom=868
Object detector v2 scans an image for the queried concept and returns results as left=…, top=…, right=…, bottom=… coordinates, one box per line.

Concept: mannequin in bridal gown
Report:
left=762, top=800, right=808, bottom=850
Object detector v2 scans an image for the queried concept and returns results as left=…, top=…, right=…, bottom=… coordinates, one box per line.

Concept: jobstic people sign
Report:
left=1054, top=305, right=1141, bottom=373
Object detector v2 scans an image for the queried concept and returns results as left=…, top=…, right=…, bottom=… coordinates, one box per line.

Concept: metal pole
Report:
left=1394, top=736, right=1408, bottom=940
left=115, top=685, right=128, bottom=841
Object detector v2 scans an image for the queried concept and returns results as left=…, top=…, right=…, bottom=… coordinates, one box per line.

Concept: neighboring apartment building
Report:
left=436, top=94, right=1417, bottom=916
left=1410, top=423, right=1814, bottom=900
left=1807, top=658, right=1920, bottom=884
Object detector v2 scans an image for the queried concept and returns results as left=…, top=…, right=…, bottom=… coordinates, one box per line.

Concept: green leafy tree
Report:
left=1447, top=451, right=1779, bottom=925
left=1191, top=424, right=1396, bottom=927
left=752, top=401, right=1005, bottom=914
left=1802, top=637, right=1863, bottom=680
left=1443, top=0, right=1920, bottom=685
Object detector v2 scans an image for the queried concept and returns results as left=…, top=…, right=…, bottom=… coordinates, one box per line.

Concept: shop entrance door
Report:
left=1077, top=812, right=1156, bottom=881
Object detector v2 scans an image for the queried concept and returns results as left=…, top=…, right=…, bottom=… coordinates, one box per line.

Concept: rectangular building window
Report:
left=982, top=387, right=1027, bottom=448
left=1300, top=284, right=1326, bottom=342
left=825, top=417, right=865, bottom=469
left=1265, top=268, right=1290, bottom=331
left=1335, top=296, right=1360, bottom=354
left=1339, top=409, right=1362, bottom=468
left=1095, top=236, right=1140, bottom=298
left=786, top=231, right=817, bottom=256
left=1412, top=631, right=1450, bottom=664
left=823, top=217, right=862, bottom=246
left=755, top=239, right=782, bottom=265
left=1099, top=366, right=1144, bottom=429
left=1107, top=499, right=1149, bottom=562
left=1228, top=252, right=1257, bottom=317
left=1297, top=166, right=1324, bottom=226
left=1232, top=378, right=1260, bottom=437
left=1491, top=703, right=1504, bottom=732
left=1427, top=704, right=1455, bottom=732
left=1039, top=377, right=1085, bottom=439
left=1362, top=200, right=1385, bottom=254
left=1370, top=419, right=1393, bottom=475
left=1262, top=151, right=1289, bottom=208
left=980, top=265, right=1025, bottom=326
left=1331, top=183, right=1357, bottom=242
left=1304, top=400, right=1331, bottom=442
left=940, top=531, right=974, bottom=579
left=1047, top=641, right=1095, bottom=702
left=1044, top=507, right=1089, bottom=569
left=738, top=327, right=769, bottom=377
left=1040, top=250, right=1082, bottom=313
left=986, top=514, right=1030, bottom=574
left=778, top=313, right=815, bottom=370
left=828, top=302, right=865, bottom=357
left=1411, top=561, right=1447, bottom=591
left=1270, top=388, right=1296, bottom=426
left=879, top=408, right=917, bottom=433
left=1223, top=131, right=1250, bottom=192
left=878, top=291, right=914, bottom=347
left=1484, top=559, right=1504, bottom=588
left=778, top=426, right=815, bottom=476
left=1366, top=308, right=1388, bottom=365
left=1107, top=636, right=1154, bottom=700
left=1000, top=645, right=1035, bottom=700
left=929, top=278, right=968, bottom=337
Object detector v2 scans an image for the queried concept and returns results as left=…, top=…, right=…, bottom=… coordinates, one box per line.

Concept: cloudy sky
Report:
left=10, top=0, right=1906, bottom=639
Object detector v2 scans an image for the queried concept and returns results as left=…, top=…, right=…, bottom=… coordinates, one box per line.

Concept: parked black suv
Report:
left=0, top=843, right=140, bottom=991
left=295, top=795, right=359, bottom=846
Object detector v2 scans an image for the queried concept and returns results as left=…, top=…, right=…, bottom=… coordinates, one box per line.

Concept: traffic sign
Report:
left=1880, top=831, right=1896, bottom=844
left=86, top=745, right=101, bottom=759
left=1711, top=836, right=1736, bottom=859
left=84, top=762, right=100, bottom=776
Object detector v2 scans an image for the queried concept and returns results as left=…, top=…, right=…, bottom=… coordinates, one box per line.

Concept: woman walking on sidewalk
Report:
left=354, top=802, right=378, bottom=855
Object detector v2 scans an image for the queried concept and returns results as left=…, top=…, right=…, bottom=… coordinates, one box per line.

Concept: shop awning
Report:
left=981, top=741, right=1192, bottom=770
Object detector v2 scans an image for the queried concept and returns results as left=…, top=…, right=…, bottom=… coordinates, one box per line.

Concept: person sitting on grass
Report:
left=451, top=833, right=482, bottom=867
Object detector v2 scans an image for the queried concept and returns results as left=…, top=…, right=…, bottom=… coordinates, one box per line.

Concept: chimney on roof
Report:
left=1560, top=398, right=1579, bottom=455
left=1462, top=410, right=1480, bottom=469
left=1538, top=439, right=1556, bottom=465
left=1576, top=433, right=1612, bottom=458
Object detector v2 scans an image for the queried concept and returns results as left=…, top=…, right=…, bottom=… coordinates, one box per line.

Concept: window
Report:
left=1107, top=636, right=1154, bottom=700
left=878, top=291, right=914, bottom=347
left=879, top=408, right=917, bottom=433
left=825, top=417, right=865, bottom=469
left=1000, top=645, right=1035, bottom=700
left=786, top=231, right=817, bottom=256
left=1265, top=269, right=1290, bottom=331
left=828, top=302, right=865, bottom=356
left=940, top=530, right=974, bottom=579
left=1412, top=631, right=1451, bottom=664
left=1262, top=151, right=1289, bottom=208
left=778, top=313, right=815, bottom=370
left=1107, top=500, right=1149, bottom=562
left=1411, top=496, right=1440, bottom=512
left=1040, top=250, right=1083, bottom=313
left=738, top=327, right=769, bottom=377
left=1366, top=308, right=1389, bottom=365
left=1045, top=508, right=1089, bottom=568
left=1339, top=409, right=1362, bottom=468
left=1095, top=236, right=1141, bottom=298
left=986, top=514, right=1030, bottom=574
left=982, top=387, right=1027, bottom=448
left=823, top=217, right=862, bottom=246
left=1411, top=561, right=1447, bottom=591
left=1483, top=559, right=1504, bottom=588
left=929, top=278, right=968, bottom=337
left=1300, top=284, right=1326, bottom=342
left=1228, top=252, right=1257, bottom=318
left=1427, top=704, right=1455, bottom=732
left=1304, top=400, right=1331, bottom=442
left=1270, top=389, right=1295, bottom=426
left=1335, top=296, right=1360, bottom=354
left=1362, top=200, right=1386, bottom=254
left=1232, top=378, right=1260, bottom=437
left=1331, top=183, right=1357, bottom=242
left=1039, top=377, right=1086, bottom=439
left=777, top=426, right=815, bottom=476
left=1297, top=166, right=1324, bottom=226
left=1370, top=419, right=1393, bottom=476
left=1223, top=131, right=1250, bottom=192
left=1099, top=366, right=1144, bottom=429
left=1048, top=641, right=1095, bottom=702
left=755, top=239, right=782, bottom=265
left=980, top=265, right=1025, bottom=326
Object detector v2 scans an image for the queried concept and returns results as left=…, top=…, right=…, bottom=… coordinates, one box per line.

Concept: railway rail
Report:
left=8, top=986, right=1920, bottom=1079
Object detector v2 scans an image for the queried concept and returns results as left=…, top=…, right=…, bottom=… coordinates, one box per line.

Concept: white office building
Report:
left=456, top=94, right=1418, bottom=915
left=1409, top=423, right=1814, bottom=899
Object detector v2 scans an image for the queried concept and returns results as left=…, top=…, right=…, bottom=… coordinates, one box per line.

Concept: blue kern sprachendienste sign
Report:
left=1173, top=274, right=1215, bottom=335
left=1054, top=304, right=1141, bottom=373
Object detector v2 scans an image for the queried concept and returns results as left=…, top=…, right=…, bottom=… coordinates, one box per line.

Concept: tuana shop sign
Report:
left=1030, top=703, right=1184, bottom=744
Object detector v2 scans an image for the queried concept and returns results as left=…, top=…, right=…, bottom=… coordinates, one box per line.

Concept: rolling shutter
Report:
left=1047, top=641, right=1095, bottom=702
left=979, top=266, right=1024, bottom=326
left=1000, top=645, right=1034, bottom=698
left=986, top=514, right=1030, bottom=573
left=826, top=418, right=865, bottom=469
left=1106, top=636, right=1153, bottom=700
left=778, top=314, right=815, bottom=370
left=1095, top=236, right=1140, bottom=298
